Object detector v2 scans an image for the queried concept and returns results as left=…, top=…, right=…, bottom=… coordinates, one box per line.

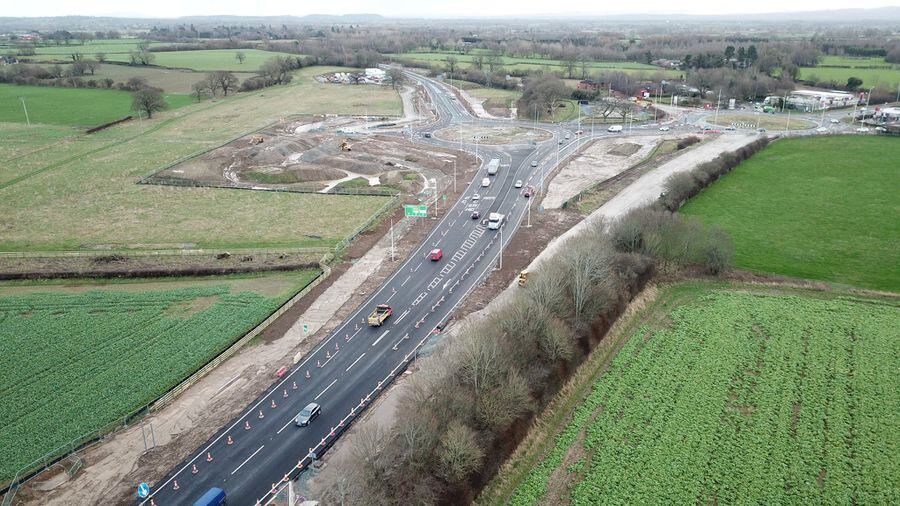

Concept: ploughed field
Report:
left=0, top=271, right=318, bottom=483
left=506, top=285, right=899, bottom=505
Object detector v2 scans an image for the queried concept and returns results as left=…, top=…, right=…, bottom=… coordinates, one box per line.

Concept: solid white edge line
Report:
left=231, top=445, right=265, bottom=476
left=346, top=352, right=367, bottom=372
left=315, top=379, right=338, bottom=401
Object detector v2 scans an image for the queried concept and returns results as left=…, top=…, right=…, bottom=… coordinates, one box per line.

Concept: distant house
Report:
left=0, top=55, right=18, bottom=65
left=577, top=79, right=601, bottom=91
left=652, top=59, right=681, bottom=69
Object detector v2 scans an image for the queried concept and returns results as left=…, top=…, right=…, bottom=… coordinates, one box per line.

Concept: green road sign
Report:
left=404, top=204, right=428, bottom=217
left=302, top=324, right=309, bottom=333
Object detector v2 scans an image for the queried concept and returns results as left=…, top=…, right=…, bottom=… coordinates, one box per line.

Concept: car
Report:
left=481, top=177, right=491, bottom=187
left=564, top=133, right=571, bottom=140
left=558, top=139, right=564, bottom=144
left=530, top=160, right=538, bottom=167
left=856, top=127, right=870, bottom=133
left=816, top=127, right=828, bottom=133
left=607, top=125, right=623, bottom=132
left=830, top=118, right=840, bottom=124
left=757, top=128, right=767, bottom=133
left=423, top=132, right=432, bottom=138
left=875, top=126, right=886, bottom=132
left=575, top=130, right=584, bottom=135
left=522, top=186, right=534, bottom=198
left=294, top=402, right=321, bottom=427
left=429, top=248, right=443, bottom=261
left=725, top=126, right=736, bottom=131
left=471, top=211, right=480, bottom=220
left=471, top=193, right=480, bottom=201
left=658, top=126, right=670, bottom=131
left=514, top=180, right=523, bottom=188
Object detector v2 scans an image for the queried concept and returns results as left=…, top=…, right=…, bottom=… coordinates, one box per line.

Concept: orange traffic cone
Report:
left=173, top=480, right=180, bottom=490
left=306, top=370, right=311, bottom=378
left=345, top=333, right=349, bottom=341
left=335, top=342, right=340, bottom=351
left=283, top=389, right=289, bottom=398
left=191, top=464, right=199, bottom=474
left=293, top=380, right=299, bottom=389
left=326, top=350, right=331, bottom=359
left=270, top=399, right=277, bottom=409
left=316, top=360, right=322, bottom=368
left=227, top=435, right=234, bottom=445
left=206, top=452, right=213, bottom=462
left=150, top=499, right=157, bottom=506
left=245, top=420, right=251, bottom=430
left=258, top=409, right=265, bottom=419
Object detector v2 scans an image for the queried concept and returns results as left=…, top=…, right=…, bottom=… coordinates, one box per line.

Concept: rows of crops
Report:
left=509, top=290, right=899, bottom=504
left=0, top=286, right=284, bottom=481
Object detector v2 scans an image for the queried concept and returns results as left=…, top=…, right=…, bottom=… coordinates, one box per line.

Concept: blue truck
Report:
left=193, top=487, right=227, bottom=506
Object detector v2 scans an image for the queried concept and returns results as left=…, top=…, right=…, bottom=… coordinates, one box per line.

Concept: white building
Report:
left=364, top=68, right=386, bottom=79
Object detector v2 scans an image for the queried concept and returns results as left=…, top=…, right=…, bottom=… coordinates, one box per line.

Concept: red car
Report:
left=429, top=248, right=443, bottom=261
left=522, top=186, right=534, bottom=198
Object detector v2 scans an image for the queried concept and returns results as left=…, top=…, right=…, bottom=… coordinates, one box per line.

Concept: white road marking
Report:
left=393, top=309, right=411, bottom=325
left=277, top=415, right=296, bottom=435
left=346, top=353, right=366, bottom=372
left=386, top=291, right=396, bottom=302
left=413, top=262, right=422, bottom=272
left=315, top=379, right=338, bottom=401
left=372, top=329, right=390, bottom=347
left=231, top=445, right=265, bottom=475
left=320, top=349, right=339, bottom=368
left=401, top=275, right=411, bottom=287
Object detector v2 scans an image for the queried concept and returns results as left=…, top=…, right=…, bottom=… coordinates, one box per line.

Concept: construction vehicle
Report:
left=340, top=139, right=352, bottom=151
left=518, top=270, right=529, bottom=286
left=367, top=304, right=393, bottom=326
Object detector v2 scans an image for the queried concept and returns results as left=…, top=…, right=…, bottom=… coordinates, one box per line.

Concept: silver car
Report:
left=294, top=402, right=321, bottom=427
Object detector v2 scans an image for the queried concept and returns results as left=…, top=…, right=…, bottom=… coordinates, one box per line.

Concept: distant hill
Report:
left=0, top=8, right=898, bottom=31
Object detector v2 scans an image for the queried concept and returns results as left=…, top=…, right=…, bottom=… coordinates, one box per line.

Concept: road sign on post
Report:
left=302, top=324, right=309, bottom=333
left=137, top=483, right=150, bottom=499
left=404, top=204, right=428, bottom=218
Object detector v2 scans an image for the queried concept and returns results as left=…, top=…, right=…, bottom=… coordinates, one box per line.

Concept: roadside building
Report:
left=577, top=79, right=601, bottom=91
left=787, top=89, right=856, bottom=111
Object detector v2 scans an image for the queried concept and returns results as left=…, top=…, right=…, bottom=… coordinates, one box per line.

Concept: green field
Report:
left=0, top=84, right=192, bottom=126
left=41, top=63, right=258, bottom=94
left=107, top=49, right=298, bottom=71
left=0, top=66, right=400, bottom=252
left=0, top=39, right=173, bottom=57
left=681, top=136, right=900, bottom=291
left=800, top=56, right=900, bottom=88
left=499, top=283, right=899, bottom=505
left=389, top=51, right=677, bottom=77
left=0, top=270, right=319, bottom=482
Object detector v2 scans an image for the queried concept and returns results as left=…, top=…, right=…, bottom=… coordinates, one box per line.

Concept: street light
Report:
left=19, top=97, right=30, bottom=126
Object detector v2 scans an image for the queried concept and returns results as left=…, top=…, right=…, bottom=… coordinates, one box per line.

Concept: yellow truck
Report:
left=367, top=304, right=393, bottom=326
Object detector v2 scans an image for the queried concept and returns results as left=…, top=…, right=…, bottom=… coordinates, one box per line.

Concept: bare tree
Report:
left=235, top=51, right=246, bottom=64
left=446, top=55, right=458, bottom=75
left=437, top=421, right=484, bottom=483
left=387, top=67, right=405, bottom=90
left=211, top=71, right=239, bottom=96
left=95, top=52, right=106, bottom=63
left=131, top=88, right=167, bottom=118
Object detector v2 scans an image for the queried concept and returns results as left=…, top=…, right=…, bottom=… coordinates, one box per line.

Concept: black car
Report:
left=471, top=211, right=480, bottom=220
left=294, top=402, right=321, bottom=427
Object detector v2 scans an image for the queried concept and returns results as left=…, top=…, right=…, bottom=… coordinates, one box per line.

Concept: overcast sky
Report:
left=6, top=0, right=899, bottom=18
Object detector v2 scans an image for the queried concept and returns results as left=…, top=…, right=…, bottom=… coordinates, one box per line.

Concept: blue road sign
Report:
left=137, top=483, right=150, bottom=498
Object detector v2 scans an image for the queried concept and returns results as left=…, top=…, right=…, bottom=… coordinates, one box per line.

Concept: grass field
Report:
left=0, top=270, right=319, bottom=482
left=389, top=51, right=678, bottom=77
left=0, top=39, right=173, bottom=57
left=488, top=283, right=899, bottom=505
left=42, top=63, right=258, bottom=94
left=0, top=66, right=400, bottom=252
left=106, top=49, right=298, bottom=71
left=800, top=56, right=900, bottom=88
left=682, top=136, right=899, bottom=291
left=0, top=84, right=192, bottom=126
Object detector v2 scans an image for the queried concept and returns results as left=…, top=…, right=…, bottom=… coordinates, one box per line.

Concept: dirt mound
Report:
left=608, top=142, right=642, bottom=156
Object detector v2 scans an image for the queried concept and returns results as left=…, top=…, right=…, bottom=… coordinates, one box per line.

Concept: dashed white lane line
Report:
left=346, top=352, right=366, bottom=372
left=401, top=275, right=411, bottom=287
left=231, top=445, right=265, bottom=475
left=277, top=415, right=295, bottom=435
left=372, top=329, right=390, bottom=347
left=393, top=309, right=411, bottom=325
left=413, top=262, right=422, bottom=272
left=320, top=349, right=339, bottom=368
left=315, top=379, right=338, bottom=401
left=386, top=291, right=397, bottom=302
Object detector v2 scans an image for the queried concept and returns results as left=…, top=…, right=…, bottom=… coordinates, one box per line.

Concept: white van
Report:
left=607, top=125, right=623, bottom=133
left=481, top=177, right=491, bottom=188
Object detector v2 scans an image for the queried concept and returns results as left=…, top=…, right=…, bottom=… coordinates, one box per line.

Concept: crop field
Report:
left=681, top=136, right=900, bottom=291
left=0, top=84, right=192, bottom=126
left=0, top=270, right=319, bottom=482
left=0, top=66, right=400, bottom=252
left=800, top=56, right=900, bottom=88
left=494, top=283, right=899, bottom=505
left=389, top=51, right=678, bottom=77
left=106, top=49, right=299, bottom=71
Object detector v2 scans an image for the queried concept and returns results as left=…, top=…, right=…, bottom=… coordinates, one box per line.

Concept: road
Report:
left=141, top=71, right=584, bottom=506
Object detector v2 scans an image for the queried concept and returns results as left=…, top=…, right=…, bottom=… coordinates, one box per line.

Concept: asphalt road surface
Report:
left=140, top=71, right=584, bottom=506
